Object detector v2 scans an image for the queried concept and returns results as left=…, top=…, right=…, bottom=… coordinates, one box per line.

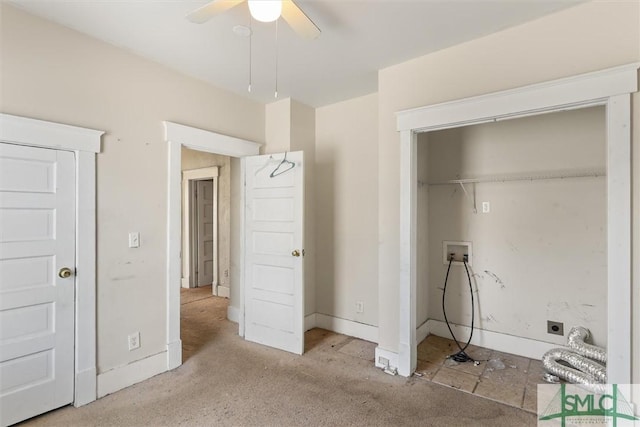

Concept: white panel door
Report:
left=196, top=180, right=214, bottom=286
left=244, top=152, right=304, bottom=355
left=0, top=143, right=75, bottom=426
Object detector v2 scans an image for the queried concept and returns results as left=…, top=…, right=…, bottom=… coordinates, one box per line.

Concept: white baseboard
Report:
left=374, top=347, right=399, bottom=370
left=231, top=310, right=377, bottom=346
left=74, top=367, right=96, bottom=407
left=417, top=320, right=430, bottom=345
left=215, top=285, right=230, bottom=298
left=313, top=313, right=378, bottom=343
left=304, top=313, right=316, bottom=331
left=227, top=305, right=241, bottom=323
left=423, top=319, right=556, bottom=360
left=97, top=351, right=167, bottom=398
left=166, top=340, right=182, bottom=370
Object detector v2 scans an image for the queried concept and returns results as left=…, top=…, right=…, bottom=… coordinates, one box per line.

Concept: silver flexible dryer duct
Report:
left=542, top=326, right=607, bottom=393
left=567, top=326, right=607, bottom=364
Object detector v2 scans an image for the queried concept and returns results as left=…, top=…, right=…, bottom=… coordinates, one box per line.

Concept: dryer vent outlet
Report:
left=547, top=321, right=564, bottom=336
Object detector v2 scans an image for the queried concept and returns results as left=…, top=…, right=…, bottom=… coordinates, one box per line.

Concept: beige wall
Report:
left=259, top=97, right=317, bottom=317
left=419, top=107, right=607, bottom=346
left=264, top=98, right=292, bottom=155
left=0, top=4, right=265, bottom=374
left=377, top=1, right=640, bottom=383
left=181, top=148, right=232, bottom=294
left=315, top=93, right=379, bottom=325
left=290, top=100, right=317, bottom=317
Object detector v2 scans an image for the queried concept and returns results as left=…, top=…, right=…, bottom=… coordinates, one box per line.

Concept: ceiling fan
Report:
left=187, top=0, right=321, bottom=40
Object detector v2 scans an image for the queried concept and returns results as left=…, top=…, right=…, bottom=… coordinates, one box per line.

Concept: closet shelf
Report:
left=426, top=168, right=606, bottom=186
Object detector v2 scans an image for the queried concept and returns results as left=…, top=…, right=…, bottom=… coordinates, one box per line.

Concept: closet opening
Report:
left=391, top=63, right=637, bottom=414
left=413, top=106, right=606, bottom=410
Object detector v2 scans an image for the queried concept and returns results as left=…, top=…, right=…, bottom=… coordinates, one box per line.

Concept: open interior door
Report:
left=243, top=152, right=304, bottom=354
left=195, top=179, right=215, bottom=287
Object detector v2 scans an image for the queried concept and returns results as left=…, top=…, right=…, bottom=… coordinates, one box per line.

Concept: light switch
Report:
left=128, top=232, right=140, bottom=248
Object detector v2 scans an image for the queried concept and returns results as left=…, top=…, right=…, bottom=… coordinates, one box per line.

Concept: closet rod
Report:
left=426, top=169, right=606, bottom=186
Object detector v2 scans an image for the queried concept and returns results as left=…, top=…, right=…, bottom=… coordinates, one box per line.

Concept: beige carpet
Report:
left=20, top=290, right=536, bottom=426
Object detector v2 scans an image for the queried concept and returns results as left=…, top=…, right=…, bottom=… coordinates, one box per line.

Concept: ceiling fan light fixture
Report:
left=248, top=0, right=282, bottom=23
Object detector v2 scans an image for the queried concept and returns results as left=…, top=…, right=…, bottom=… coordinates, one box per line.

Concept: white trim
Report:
left=314, top=314, right=378, bottom=343
left=96, top=352, right=167, bottom=398
left=74, top=367, right=97, bottom=407
left=0, top=113, right=102, bottom=153
left=397, top=62, right=640, bottom=132
left=304, top=313, right=317, bottom=332
left=396, top=63, right=639, bottom=382
left=416, top=321, right=430, bottom=345
left=164, top=121, right=261, bottom=371
left=237, top=158, right=247, bottom=338
left=0, top=113, right=103, bottom=407
left=216, top=285, right=230, bottom=298
left=419, top=320, right=557, bottom=361
left=398, top=130, right=417, bottom=377
left=165, top=122, right=261, bottom=158
left=606, top=93, right=632, bottom=384
left=181, top=167, right=219, bottom=289
left=74, top=150, right=98, bottom=406
left=227, top=305, right=241, bottom=324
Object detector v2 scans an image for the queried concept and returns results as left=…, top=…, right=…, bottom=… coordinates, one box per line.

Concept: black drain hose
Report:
left=442, top=256, right=476, bottom=363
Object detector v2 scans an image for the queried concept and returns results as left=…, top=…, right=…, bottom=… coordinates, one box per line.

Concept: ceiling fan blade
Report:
left=281, top=0, right=321, bottom=40
left=186, top=0, right=244, bottom=24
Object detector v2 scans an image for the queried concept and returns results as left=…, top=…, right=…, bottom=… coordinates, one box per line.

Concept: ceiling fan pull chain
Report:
left=248, top=9, right=252, bottom=93
left=275, top=18, right=278, bottom=99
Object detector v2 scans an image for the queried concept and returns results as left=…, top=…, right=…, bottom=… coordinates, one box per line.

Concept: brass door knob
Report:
left=58, top=267, right=73, bottom=278
left=291, top=249, right=300, bottom=257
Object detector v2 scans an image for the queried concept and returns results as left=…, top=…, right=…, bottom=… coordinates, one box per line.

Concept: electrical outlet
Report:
left=128, top=332, right=140, bottom=351
left=482, top=201, right=491, bottom=213
left=547, top=321, right=564, bottom=336
left=356, top=301, right=364, bottom=313
left=224, top=270, right=229, bottom=278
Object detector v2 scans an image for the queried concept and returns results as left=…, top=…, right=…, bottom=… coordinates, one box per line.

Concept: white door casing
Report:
left=0, top=144, right=75, bottom=426
left=165, top=121, right=261, bottom=369
left=196, top=180, right=215, bottom=286
left=244, top=152, right=305, bottom=355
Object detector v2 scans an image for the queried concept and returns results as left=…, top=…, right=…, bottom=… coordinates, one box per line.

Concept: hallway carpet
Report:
left=21, top=290, right=536, bottom=426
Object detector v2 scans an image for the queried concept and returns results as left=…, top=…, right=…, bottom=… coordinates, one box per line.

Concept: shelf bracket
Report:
left=458, top=182, right=477, bottom=214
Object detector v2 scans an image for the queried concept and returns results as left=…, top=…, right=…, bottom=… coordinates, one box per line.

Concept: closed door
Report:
left=244, top=152, right=304, bottom=355
left=0, top=143, right=75, bottom=426
left=196, top=180, right=214, bottom=286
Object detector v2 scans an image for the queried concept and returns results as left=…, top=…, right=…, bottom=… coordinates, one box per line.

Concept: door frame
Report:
left=164, top=121, right=260, bottom=370
left=181, top=167, right=219, bottom=290
left=393, top=63, right=639, bottom=383
left=0, top=113, right=103, bottom=406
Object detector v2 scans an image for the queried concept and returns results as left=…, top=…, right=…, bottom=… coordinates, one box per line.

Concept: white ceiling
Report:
left=10, top=0, right=581, bottom=107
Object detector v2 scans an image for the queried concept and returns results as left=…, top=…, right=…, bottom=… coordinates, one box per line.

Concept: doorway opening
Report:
left=165, top=121, right=261, bottom=369
left=181, top=147, right=230, bottom=296
left=180, top=147, right=233, bottom=360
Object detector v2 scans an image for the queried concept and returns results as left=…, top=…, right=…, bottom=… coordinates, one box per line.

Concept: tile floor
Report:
left=415, top=334, right=548, bottom=413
